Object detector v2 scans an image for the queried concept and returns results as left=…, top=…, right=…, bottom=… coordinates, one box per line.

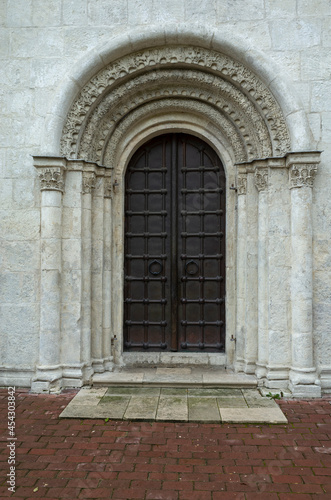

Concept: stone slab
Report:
left=93, top=372, right=144, bottom=385
left=188, top=397, right=221, bottom=422
left=161, top=387, right=188, bottom=396
left=156, top=396, right=188, bottom=421
left=202, top=373, right=257, bottom=387
left=216, top=397, right=248, bottom=408
left=60, top=402, right=129, bottom=419
left=124, top=396, right=159, bottom=421
left=220, top=407, right=288, bottom=424
left=188, top=388, right=243, bottom=397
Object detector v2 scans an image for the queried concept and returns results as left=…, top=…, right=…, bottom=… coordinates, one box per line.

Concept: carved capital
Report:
left=38, top=168, right=64, bottom=192
left=237, top=173, right=247, bottom=195
left=254, top=168, right=268, bottom=192
left=82, top=172, right=96, bottom=194
left=104, top=177, right=112, bottom=198
left=289, top=164, right=317, bottom=189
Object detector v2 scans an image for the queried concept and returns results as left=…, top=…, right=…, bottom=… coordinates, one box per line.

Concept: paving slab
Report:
left=124, top=395, right=159, bottom=420
left=188, top=396, right=221, bottom=422
left=156, top=395, right=188, bottom=421
left=188, top=388, right=242, bottom=397
left=59, top=386, right=287, bottom=423
left=161, top=387, right=188, bottom=395
left=216, top=396, right=248, bottom=408
left=220, top=406, right=288, bottom=424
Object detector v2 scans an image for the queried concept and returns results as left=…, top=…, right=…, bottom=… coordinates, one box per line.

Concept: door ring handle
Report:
left=185, top=260, right=199, bottom=275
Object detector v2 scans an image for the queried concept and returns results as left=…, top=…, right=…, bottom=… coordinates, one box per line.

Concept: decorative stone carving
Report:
left=104, top=176, right=112, bottom=198
left=82, top=172, right=96, bottom=194
left=38, top=168, right=65, bottom=192
left=104, top=98, right=247, bottom=169
left=237, top=173, right=247, bottom=195
left=289, top=164, right=317, bottom=189
left=60, top=46, right=290, bottom=162
left=255, top=168, right=268, bottom=192
left=78, top=69, right=270, bottom=163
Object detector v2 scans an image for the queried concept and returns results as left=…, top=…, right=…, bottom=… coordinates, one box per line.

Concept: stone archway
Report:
left=31, top=28, right=321, bottom=396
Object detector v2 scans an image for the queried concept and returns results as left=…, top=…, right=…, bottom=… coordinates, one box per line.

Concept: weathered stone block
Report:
left=7, top=0, right=32, bottom=27
left=128, top=0, right=153, bottom=25
left=0, top=209, right=40, bottom=240
left=88, top=0, right=128, bottom=25
left=63, top=0, right=88, bottom=26
left=270, top=19, right=321, bottom=50
left=32, top=0, right=61, bottom=27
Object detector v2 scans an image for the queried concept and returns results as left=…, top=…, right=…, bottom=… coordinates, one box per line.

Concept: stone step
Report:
left=92, top=368, right=258, bottom=389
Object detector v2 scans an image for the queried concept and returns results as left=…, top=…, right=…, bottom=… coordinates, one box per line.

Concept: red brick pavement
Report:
left=1, top=389, right=331, bottom=499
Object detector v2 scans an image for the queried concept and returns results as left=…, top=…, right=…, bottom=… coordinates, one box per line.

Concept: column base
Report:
left=104, top=356, right=114, bottom=371
left=31, top=365, right=62, bottom=394
left=92, top=359, right=105, bottom=373
left=265, top=365, right=290, bottom=389
left=255, top=363, right=268, bottom=380
left=234, top=359, right=245, bottom=373
left=62, top=364, right=92, bottom=388
left=289, top=383, right=321, bottom=398
left=244, top=361, right=256, bottom=374
left=289, top=367, right=321, bottom=397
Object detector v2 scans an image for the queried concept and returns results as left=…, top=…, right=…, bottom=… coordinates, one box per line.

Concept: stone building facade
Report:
left=1, top=1, right=330, bottom=397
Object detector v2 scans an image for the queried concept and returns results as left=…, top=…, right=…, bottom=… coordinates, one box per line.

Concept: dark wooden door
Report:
left=124, top=134, right=226, bottom=352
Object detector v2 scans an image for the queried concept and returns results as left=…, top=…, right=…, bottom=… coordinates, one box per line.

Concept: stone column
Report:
left=31, top=157, right=66, bottom=393
left=103, top=173, right=114, bottom=371
left=81, top=170, right=96, bottom=382
left=287, top=153, right=321, bottom=397
left=244, top=168, right=258, bottom=374
left=266, top=159, right=291, bottom=389
left=234, top=168, right=247, bottom=372
left=91, top=172, right=105, bottom=372
left=254, top=165, right=269, bottom=381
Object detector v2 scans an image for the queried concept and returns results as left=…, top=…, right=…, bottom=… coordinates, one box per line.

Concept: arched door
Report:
left=124, top=133, right=226, bottom=352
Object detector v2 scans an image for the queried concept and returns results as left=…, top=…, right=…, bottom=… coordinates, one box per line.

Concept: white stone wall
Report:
left=1, top=0, right=331, bottom=391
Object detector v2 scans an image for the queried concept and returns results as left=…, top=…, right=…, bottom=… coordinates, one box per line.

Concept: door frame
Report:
left=123, top=133, right=227, bottom=353
left=110, top=121, right=237, bottom=367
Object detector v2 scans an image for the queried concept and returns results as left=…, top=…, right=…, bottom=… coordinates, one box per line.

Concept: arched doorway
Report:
left=124, top=133, right=226, bottom=352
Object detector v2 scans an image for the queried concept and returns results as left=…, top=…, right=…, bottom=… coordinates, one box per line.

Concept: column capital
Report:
left=82, top=171, right=96, bottom=194
left=237, top=172, right=247, bottom=195
left=104, top=175, right=112, bottom=199
left=34, top=156, right=66, bottom=192
left=286, top=151, right=321, bottom=189
left=254, top=167, right=268, bottom=192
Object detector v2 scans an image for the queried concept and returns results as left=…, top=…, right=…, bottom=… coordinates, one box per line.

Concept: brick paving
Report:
left=1, top=388, right=331, bottom=499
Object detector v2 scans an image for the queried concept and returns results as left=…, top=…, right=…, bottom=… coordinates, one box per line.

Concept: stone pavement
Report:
left=1, top=389, right=331, bottom=499
left=60, top=387, right=287, bottom=424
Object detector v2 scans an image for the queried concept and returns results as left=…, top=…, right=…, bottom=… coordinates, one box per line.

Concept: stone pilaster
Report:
left=287, top=152, right=321, bottom=397
left=31, top=157, right=66, bottom=393
left=254, top=164, right=269, bottom=381
left=234, top=168, right=247, bottom=372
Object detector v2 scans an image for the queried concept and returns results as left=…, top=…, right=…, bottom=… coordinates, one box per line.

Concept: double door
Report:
left=124, top=133, right=226, bottom=352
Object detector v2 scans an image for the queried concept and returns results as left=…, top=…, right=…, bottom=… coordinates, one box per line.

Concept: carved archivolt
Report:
left=60, top=45, right=291, bottom=164
left=103, top=98, right=247, bottom=169
left=78, top=69, right=272, bottom=163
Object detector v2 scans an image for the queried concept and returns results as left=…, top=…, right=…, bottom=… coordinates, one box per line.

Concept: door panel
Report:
left=124, top=133, right=226, bottom=352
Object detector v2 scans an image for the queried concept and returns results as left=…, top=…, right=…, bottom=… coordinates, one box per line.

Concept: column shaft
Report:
left=235, top=171, right=247, bottom=371
left=288, top=155, right=321, bottom=396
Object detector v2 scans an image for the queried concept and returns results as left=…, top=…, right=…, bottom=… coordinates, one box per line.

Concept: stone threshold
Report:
left=92, top=367, right=258, bottom=389
left=60, top=386, right=288, bottom=424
